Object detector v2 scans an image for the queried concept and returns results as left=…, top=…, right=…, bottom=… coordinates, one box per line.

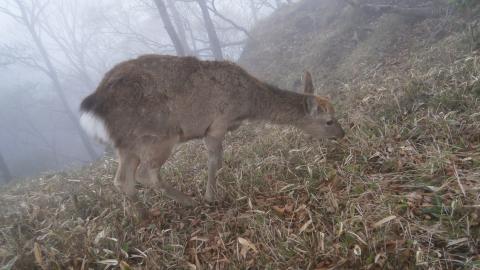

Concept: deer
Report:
left=80, top=54, right=345, bottom=214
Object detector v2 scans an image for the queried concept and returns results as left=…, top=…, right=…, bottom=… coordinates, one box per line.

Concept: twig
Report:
left=209, top=0, right=252, bottom=39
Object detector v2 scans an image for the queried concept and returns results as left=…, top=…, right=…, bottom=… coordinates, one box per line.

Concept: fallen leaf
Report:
left=238, top=237, right=257, bottom=258
left=375, top=253, right=387, bottom=267
left=33, top=242, right=45, bottom=270
left=119, top=261, right=131, bottom=270
left=353, top=245, right=361, bottom=256
left=415, top=248, right=424, bottom=265
left=186, top=262, right=196, bottom=270
left=94, top=230, right=106, bottom=244
left=272, top=205, right=285, bottom=215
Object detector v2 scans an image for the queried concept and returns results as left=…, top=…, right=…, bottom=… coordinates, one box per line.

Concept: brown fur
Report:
left=81, top=54, right=345, bottom=209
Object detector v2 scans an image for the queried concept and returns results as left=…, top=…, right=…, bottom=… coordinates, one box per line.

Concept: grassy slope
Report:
left=1, top=1, right=480, bottom=269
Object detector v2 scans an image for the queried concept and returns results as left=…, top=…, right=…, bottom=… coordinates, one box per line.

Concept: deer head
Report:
left=297, top=71, right=345, bottom=139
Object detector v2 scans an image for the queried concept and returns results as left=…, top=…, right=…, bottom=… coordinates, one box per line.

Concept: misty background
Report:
left=0, top=0, right=296, bottom=183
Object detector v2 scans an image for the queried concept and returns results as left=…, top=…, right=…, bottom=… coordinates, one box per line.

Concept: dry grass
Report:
left=1, top=1, right=480, bottom=269
left=0, top=54, right=479, bottom=269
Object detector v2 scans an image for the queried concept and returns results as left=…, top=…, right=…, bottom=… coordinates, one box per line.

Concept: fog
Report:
left=0, top=0, right=293, bottom=182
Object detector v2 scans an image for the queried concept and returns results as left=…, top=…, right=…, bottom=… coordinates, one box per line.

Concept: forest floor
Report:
left=1, top=1, right=480, bottom=269
left=0, top=55, right=479, bottom=269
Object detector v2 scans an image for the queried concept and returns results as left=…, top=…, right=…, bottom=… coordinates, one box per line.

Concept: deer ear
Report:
left=315, top=96, right=335, bottom=113
left=304, top=96, right=318, bottom=116
left=304, top=71, right=314, bottom=94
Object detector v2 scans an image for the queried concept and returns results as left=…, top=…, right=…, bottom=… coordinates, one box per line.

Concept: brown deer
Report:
left=80, top=55, right=344, bottom=211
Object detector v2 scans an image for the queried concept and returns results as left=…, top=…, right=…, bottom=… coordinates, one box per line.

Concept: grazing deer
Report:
left=80, top=55, right=344, bottom=211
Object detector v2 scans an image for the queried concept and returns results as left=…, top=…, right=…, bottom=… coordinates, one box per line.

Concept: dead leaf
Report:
left=272, top=205, right=285, bottom=215
left=415, top=248, right=424, bottom=265
left=353, top=245, right=361, bottom=256
left=119, top=261, right=131, bottom=270
left=375, top=253, right=387, bottom=267
left=94, top=230, right=106, bottom=244
left=33, top=242, right=45, bottom=270
left=238, top=237, right=257, bottom=258
left=186, top=262, right=196, bottom=270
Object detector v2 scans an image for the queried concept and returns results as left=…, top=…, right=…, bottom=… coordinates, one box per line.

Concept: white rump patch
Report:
left=80, top=112, right=111, bottom=144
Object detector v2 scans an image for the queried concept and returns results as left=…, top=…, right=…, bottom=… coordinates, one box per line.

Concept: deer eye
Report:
left=326, top=120, right=334, bottom=126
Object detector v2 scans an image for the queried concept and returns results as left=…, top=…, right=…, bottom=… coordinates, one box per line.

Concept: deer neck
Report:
left=250, top=83, right=306, bottom=126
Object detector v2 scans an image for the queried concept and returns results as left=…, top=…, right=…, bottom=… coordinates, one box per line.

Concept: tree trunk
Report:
left=249, top=0, right=258, bottom=23
left=197, top=0, right=224, bottom=60
left=0, top=152, right=13, bottom=183
left=166, top=0, right=192, bottom=55
left=185, top=20, right=199, bottom=53
left=153, top=0, right=186, bottom=56
left=16, top=0, right=98, bottom=160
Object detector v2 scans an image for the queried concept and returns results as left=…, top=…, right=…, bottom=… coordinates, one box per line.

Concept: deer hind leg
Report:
left=141, top=137, right=196, bottom=207
left=204, top=127, right=226, bottom=202
left=114, top=150, right=144, bottom=216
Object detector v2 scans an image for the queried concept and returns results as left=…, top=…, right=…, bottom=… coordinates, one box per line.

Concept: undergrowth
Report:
left=0, top=55, right=479, bottom=269
left=1, top=0, right=480, bottom=269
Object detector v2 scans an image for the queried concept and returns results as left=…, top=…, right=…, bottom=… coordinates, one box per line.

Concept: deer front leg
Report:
left=204, top=134, right=224, bottom=202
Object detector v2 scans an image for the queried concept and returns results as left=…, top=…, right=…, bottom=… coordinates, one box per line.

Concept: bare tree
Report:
left=153, top=0, right=186, bottom=56
left=166, top=0, right=193, bottom=55
left=0, top=0, right=98, bottom=159
left=249, top=0, right=259, bottom=23
left=209, top=0, right=251, bottom=38
left=0, top=151, right=13, bottom=183
left=39, top=0, right=97, bottom=90
left=196, top=0, right=223, bottom=60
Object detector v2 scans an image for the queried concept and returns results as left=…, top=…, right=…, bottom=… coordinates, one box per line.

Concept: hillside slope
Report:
left=239, top=0, right=479, bottom=97
left=1, top=0, right=480, bottom=269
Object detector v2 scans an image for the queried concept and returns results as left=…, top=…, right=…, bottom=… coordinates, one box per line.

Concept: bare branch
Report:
left=0, top=5, right=22, bottom=22
left=209, top=0, right=252, bottom=39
